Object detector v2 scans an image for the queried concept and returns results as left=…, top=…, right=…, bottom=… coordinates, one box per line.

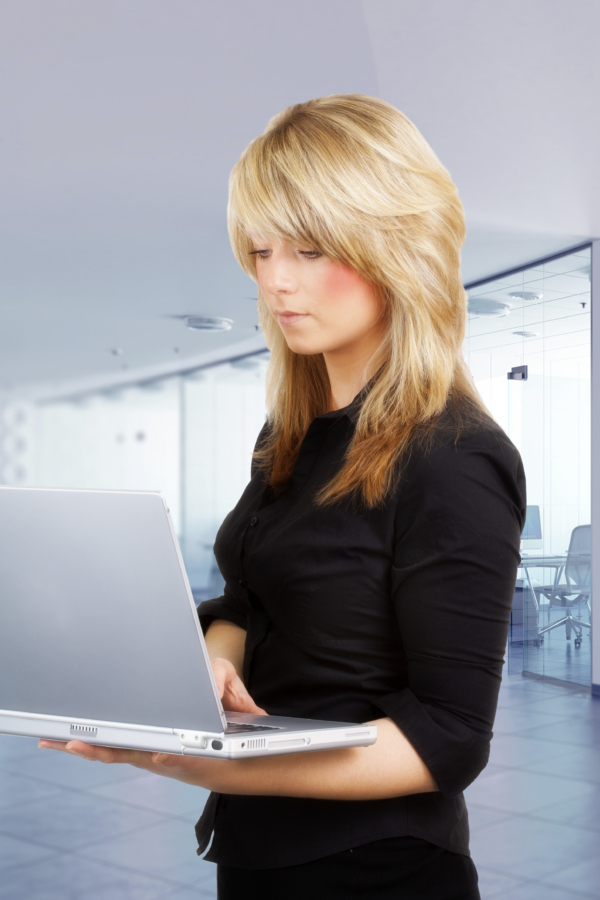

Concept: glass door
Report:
left=464, top=246, right=591, bottom=686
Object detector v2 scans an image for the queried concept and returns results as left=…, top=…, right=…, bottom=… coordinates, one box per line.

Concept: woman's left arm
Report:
left=39, top=715, right=437, bottom=800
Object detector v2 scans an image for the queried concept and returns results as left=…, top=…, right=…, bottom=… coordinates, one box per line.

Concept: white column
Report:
left=591, top=239, right=600, bottom=694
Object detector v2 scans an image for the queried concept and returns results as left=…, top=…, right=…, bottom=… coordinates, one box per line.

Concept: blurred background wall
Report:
left=1, top=0, right=599, bottom=682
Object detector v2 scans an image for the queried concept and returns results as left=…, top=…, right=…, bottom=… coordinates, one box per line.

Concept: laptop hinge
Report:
left=176, top=728, right=223, bottom=749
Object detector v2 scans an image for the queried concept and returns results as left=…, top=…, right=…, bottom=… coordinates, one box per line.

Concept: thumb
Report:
left=225, top=676, right=268, bottom=716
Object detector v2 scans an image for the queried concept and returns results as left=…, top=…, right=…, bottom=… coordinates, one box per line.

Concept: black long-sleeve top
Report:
left=196, top=392, right=526, bottom=869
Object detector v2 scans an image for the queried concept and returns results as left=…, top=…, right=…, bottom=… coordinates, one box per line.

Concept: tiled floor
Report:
left=466, top=674, right=600, bottom=899
left=0, top=673, right=599, bottom=898
left=0, top=737, right=217, bottom=898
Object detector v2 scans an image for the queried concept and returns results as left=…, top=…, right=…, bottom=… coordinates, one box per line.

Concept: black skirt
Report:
left=216, top=835, right=480, bottom=900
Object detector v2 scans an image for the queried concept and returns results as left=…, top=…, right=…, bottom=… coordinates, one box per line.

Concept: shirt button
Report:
left=250, top=517, right=258, bottom=527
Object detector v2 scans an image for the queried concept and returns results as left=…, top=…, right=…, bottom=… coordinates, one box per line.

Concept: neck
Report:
left=324, top=340, right=385, bottom=412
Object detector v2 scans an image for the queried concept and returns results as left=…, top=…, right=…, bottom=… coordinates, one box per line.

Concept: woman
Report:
left=41, top=95, right=526, bottom=899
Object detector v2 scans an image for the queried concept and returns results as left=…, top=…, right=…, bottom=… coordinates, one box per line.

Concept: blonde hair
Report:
left=228, top=94, right=487, bottom=507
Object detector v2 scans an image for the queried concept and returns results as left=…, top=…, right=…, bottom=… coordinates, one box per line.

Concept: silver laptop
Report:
left=0, top=486, right=376, bottom=759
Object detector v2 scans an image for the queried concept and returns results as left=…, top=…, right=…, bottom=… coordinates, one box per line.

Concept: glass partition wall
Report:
left=464, top=246, right=592, bottom=686
left=27, top=353, right=269, bottom=601
left=179, top=356, right=269, bottom=598
left=15, top=246, right=592, bottom=686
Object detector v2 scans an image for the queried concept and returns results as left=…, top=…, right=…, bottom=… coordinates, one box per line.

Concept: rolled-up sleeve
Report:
left=375, top=430, right=526, bottom=797
left=197, top=587, right=249, bottom=635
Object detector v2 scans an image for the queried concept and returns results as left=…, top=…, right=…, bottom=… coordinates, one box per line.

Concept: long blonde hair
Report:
left=228, top=94, right=487, bottom=507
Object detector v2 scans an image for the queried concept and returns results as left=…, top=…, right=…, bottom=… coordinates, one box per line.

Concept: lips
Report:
left=275, top=311, right=308, bottom=326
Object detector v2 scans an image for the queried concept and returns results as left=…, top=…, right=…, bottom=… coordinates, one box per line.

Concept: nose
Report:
left=260, top=252, right=297, bottom=296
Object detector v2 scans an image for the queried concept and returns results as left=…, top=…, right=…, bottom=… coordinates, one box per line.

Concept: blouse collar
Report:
left=316, top=376, right=378, bottom=425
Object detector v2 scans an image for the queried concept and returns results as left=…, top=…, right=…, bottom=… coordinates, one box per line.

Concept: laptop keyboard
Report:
left=225, top=722, right=282, bottom=734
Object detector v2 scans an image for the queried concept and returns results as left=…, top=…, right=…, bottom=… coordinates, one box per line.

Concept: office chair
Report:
left=535, top=525, right=591, bottom=649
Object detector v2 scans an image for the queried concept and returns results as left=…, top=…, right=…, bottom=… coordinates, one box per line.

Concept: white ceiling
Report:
left=1, top=0, right=599, bottom=396
left=464, top=250, right=591, bottom=364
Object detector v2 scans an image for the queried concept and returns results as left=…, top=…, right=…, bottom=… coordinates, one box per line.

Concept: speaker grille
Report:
left=70, top=724, right=98, bottom=736
left=246, top=738, right=265, bottom=750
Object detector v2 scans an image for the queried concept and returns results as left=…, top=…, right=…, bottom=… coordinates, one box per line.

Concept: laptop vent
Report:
left=70, top=724, right=98, bottom=737
left=246, top=738, right=265, bottom=750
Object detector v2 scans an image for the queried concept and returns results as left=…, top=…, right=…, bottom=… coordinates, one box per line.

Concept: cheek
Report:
left=319, top=263, right=382, bottom=328
left=320, top=263, right=365, bottom=302
left=256, top=271, right=276, bottom=315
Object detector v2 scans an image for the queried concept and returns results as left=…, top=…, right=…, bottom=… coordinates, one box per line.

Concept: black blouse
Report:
left=195, top=392, right=526, bottom=869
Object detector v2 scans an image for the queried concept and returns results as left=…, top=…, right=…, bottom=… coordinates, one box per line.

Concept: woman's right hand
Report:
left=211, top=657, right=267, bottom=716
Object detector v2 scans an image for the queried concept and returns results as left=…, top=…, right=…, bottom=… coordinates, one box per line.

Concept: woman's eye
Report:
left=299, top=250, right=322, bottom=260
left=249, top=249, right=271, bottom=260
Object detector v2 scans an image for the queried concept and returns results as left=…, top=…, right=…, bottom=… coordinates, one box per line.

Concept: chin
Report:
left=283, top=337, right=323, bottom=356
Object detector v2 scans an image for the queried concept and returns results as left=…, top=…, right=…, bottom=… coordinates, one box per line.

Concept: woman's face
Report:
left=251, top=238, right=386, bottom=359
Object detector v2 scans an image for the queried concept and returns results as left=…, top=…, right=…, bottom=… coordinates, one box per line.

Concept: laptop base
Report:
left=0, top=708, right=377, bottom=759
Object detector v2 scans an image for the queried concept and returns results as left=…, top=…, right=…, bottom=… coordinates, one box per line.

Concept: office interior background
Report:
left=1, top=2, right=600, bottom=898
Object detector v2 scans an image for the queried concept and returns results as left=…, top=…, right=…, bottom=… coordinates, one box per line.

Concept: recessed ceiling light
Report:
left=508, top=291, right=543, bottom=302
left=513, top=330, right=540, bottom=338
left=185, top=316, right=233, bottom=332
left=468, top=298, right=512, bottom=317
